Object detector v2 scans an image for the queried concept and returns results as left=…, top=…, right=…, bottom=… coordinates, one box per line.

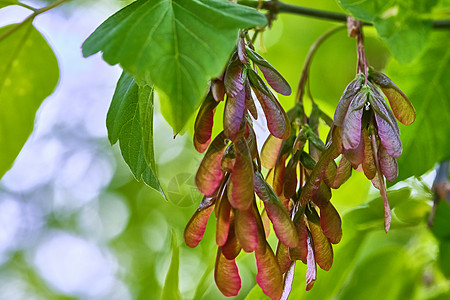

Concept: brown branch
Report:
left=238, top=0, right=450, bottom=29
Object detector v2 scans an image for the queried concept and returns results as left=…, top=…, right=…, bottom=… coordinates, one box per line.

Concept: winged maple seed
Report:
left=186, top=27, right=415, bottom=298
left=332, top=70, right=416, bottom=232
left=193, top=35, right=291, bottom=153
left=260, top=103, right=342, bottom=293
left=186, top=36, right=297, bottom=299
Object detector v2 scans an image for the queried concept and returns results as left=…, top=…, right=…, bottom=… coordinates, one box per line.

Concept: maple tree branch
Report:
left=238, top=0, right=450, bottom=29
left=0, top=0, right=69, bottom=42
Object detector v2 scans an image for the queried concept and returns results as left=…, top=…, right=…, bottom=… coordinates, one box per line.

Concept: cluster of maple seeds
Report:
left=184, top=26, right=415, bottom=298
left=184, top=35, right=345, bottom=299
left=331, top=69, right=416, bottom=232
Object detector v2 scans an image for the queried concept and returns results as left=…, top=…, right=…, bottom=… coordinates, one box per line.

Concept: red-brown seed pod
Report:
left=215, top=247, right=241, bottom=297
left=184, top=197, right=215, bottom=248
left=305, top=206, right=333, bottom=271
left=195, top=132, right=228, bottom=196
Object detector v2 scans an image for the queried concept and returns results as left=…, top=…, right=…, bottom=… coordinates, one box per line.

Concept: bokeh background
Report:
left=0, top=0, right=449, bottom=299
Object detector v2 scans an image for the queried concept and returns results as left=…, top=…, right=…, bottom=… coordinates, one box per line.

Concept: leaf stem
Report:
left=237, top=0, right=450, bottom=29
left=16, top=2, right=37, bottom=11
left=0, top=0, right=69, bottom=42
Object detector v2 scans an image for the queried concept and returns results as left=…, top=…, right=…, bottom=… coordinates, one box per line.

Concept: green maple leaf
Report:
left=107, top=72, right=165, bottom=198
left=0, top=23, right=59, bottom=178
left=0, top=0, right=18, bottom=9
left=82, top=0, right=267, bottom=133
left=387, top=31, right=450, bottom=183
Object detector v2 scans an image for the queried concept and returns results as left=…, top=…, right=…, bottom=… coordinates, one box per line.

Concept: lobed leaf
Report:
left=386, top=32, right=450, bottom=183
left=82, top=0, right=267, bottom=133
left=195, top=132, right=228, bottom=196
left=0, top=23, right=59, bottom=179
left=184, top=197, right=215, bottom=248
left=374, top=15, right=433, bottom=64
left=107, top=72, right=164, bottom=196
left=338, top=1, right=438, bottom=63
left=215, top=247, right=242, bottom=297
left=138, top=85, right=157, bottom=168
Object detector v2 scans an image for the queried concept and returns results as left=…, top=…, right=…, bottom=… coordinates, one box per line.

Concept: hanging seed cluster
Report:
left=185, top=35, right=296, bottom=299
left=331, top=69, right=416, bottom=232
left=184, top=31, right=415, bottom=299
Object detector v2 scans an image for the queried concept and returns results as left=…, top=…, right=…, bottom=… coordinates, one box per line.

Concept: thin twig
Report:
left=296, top=25, right=345, bottom=104
left=0, top=0, right=69, bottom=42
left=238, top=0, right=450, bottom=29
left=16, top=2, right=37, bottom=11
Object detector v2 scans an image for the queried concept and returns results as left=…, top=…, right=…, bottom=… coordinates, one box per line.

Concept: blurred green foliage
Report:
left=0, top=22, right=59, bottom=178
